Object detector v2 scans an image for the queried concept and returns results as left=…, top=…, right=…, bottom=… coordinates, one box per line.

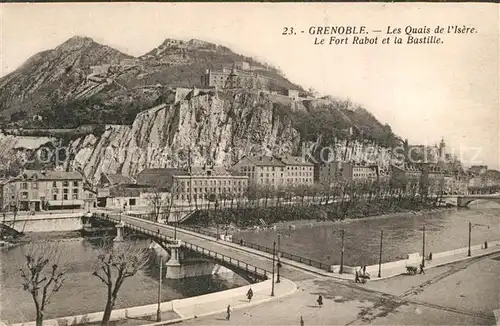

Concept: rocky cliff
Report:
left=55, top=88, right=391, bottom=183
left=64, top=89, right=300, bottom=182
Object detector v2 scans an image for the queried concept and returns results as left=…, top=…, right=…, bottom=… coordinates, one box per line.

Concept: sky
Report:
left=0, top=3, right=498, bottom=169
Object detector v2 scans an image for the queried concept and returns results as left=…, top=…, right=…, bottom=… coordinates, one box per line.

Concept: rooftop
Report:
left=18, top=170, right=83, bottom=181
left=136, top=168, right=187, bottom=190
left=101, top=173, right=135, bottom=186
left=244, top=156, right=286, bottom=167
left=108, top=184, right=150, bottom=197
left=279, top=156, right=314, bottom=166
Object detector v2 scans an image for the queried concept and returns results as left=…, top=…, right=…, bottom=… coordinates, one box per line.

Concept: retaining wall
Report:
left=12, top=280, right=270, bottom=326
left=5, top=213, right=84, bottom=232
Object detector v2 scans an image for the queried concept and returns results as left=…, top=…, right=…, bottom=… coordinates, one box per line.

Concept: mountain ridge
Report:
left=0, top=35, right=302, bottom=123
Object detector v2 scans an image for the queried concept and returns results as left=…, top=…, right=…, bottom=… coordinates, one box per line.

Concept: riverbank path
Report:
left=174, top=251, right=500, bottom=326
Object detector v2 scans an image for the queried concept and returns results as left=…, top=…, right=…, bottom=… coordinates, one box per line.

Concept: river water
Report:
left=235, top=202, right=500, bottom=266
left=0, top=237, right=248, bottom=324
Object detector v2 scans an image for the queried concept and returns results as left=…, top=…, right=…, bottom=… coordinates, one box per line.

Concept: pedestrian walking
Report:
left=355, top=270, right=360, bottom=283
left=240, top=239, right=244, bottom=246
left=247, top=288, right=253, bottom=302
left=362, top=265, right=366, bottom=275
left=317, top=294, right=323, bottom=308
left=226, top=305, right=231, bottom=320
left=300, top=315, right=304, bottom=326
left=419, top=263, right=425, bottom=274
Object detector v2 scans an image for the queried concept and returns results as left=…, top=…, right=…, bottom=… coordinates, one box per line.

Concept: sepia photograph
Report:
left=0, top=2, right=498, bottom=326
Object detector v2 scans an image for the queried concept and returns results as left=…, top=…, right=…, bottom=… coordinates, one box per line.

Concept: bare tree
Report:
left=93, top=240, right=149, bottom=326
left=19, top=242, right=67, bottom=326
left=145, top=187, right=169, bottom=222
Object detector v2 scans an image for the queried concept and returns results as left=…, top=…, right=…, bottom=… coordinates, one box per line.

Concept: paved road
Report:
left=180, top=252, right=499, bottom=326
left=95, top=211, right=317, bottom=282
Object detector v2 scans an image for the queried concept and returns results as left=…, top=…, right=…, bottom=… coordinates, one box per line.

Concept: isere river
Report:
left=0, top=236, right=249, bottom=324
left=235, top=201, right=500, bottom=266
left=1, top=201, right=499, bottom=323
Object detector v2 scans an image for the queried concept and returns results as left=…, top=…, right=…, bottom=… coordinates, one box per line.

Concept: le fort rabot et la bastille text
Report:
left=282, top=25, right=477, bottom=45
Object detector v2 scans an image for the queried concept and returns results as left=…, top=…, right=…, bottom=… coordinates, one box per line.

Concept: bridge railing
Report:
left=183, top=242, right=269, bottom=280
left=178, top=224, right=330, bottom=272
left=93, top=213, right=269, bottom=280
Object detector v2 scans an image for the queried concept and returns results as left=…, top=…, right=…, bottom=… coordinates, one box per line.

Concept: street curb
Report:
left=141, top=279, right=298, bottom=326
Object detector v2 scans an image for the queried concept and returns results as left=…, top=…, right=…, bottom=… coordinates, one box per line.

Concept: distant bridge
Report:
left=442, top=194, right=500, bottom=207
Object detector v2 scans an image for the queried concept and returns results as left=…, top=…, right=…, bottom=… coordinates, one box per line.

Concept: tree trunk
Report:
left=35, top=310, right=44, bottom=326
left=101, top=295, right=117, bottom=325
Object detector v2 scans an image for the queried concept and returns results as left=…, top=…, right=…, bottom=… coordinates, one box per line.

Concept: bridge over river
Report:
left=92, top=210, right=324, bottom=282
left=444, top=194, right=500, bottom=207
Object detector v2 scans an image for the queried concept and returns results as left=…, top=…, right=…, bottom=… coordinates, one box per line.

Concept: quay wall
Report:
left=12, top=280, right=272, bottom=326
left=3, top=213, right=85, bottom=233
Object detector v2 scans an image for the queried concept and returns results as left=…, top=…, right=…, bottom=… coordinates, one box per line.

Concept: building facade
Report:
left=137, top=166, right=248, bottom=204
left=233, top=156, right=286, bottom=188
left=233, top=155, right=314, bottom=189
left=418, top=163, right=444, bottom=195
left=1, top=170, right=85, bottom=211
left=341, top=163, right=378, bottom=182
left=200, top=66, right=260, bottom=89
left=280, top=156, right=314, bottom=187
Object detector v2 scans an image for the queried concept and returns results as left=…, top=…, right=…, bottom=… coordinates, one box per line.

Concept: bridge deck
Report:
left=93, top=211, right=315, bottom=281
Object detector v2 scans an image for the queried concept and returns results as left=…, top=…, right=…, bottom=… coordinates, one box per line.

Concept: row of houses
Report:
left=1, top=157, right=496, bottom=213
left=0, top=170, right=95, bottom=212
left=318, top=161, right=472, bottom=195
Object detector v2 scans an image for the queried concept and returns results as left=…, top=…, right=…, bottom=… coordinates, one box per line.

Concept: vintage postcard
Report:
left=0, top=2, right=498, bottom=326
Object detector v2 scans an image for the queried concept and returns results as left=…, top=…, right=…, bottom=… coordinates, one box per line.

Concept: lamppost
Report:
left=174, top=212, right=177, bottom=240
left=215, top=200, right=219, bottom=240
left=422, top=225, right=426, bottom=267
left=271, top=240, right=276, bottom=296
left=276, top=233, right=281, bottom=283
left=468, top=221, right=489, bottom=256
left=378, top=230, right=383, bottom=278
left=156, top=256, right=163, bottom=322
left=340, top=229, right=345, bottom=274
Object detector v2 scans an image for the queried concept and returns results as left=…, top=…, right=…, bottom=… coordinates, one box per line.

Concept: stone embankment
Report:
left=12, top=279, right=297, bottom=326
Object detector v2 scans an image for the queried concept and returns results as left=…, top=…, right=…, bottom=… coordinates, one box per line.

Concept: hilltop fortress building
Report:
left=201, top=62, right=269, bottom=89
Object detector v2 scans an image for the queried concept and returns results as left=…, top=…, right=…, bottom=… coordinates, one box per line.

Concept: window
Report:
left=72, top=194, right=78, bottom=200
left=63, top=194, right=68, bottom=200
left=22, top=182, right=28, bottom=190
left=53, top=188, right=59, bottom=194
left=73, top=189, right=78, bottom=194
left=73, top=181, right=79, bottom=187
left=63, top=189, right=68, bottom=194
left=53, top=194, right=57, bottom=200
left=21, top=192, right=28, bottom=199
left=32, top=182, right=38, bottom=189
left=63, top=181, right=69, bottom=187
